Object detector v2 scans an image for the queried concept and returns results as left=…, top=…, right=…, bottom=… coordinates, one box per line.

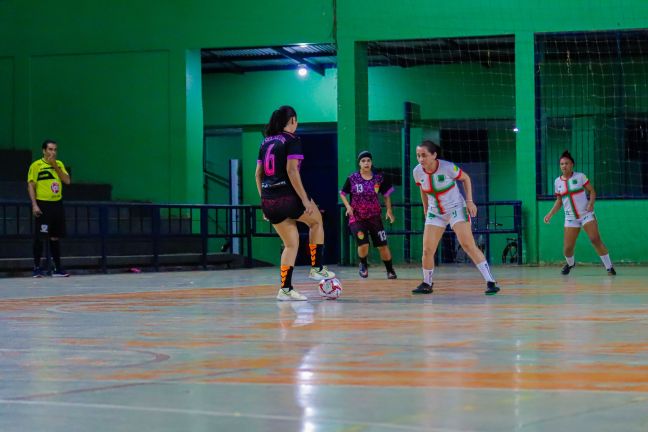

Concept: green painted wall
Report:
left=0, top=0, right=334, bottom=202
left=2, top=0, right=648, bottom=264
left=538, top=200, right=648, bottom=264
left=29, top=51, right=171, bottom=201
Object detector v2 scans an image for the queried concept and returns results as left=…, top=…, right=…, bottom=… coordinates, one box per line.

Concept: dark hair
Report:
left=42, top=139, right=57, bottom=150
left=263, top=106, right=297, bottom=137
left=417, top=140, right=442, bottom=157
left=560, top=150, right=575, bottom=164
left=357, top=150, right=372, bottom=162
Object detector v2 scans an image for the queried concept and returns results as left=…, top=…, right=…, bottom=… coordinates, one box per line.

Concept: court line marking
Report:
left=0, top=399, right=471, bottom=432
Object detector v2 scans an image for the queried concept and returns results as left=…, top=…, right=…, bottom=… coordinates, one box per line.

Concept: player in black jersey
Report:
left=255, top=106, right=335, bottom=301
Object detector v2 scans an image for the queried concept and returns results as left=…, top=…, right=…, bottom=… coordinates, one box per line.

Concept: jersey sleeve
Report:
left=286, top=136, right=304, bottom=160
left=27, top=162, right=37, bottom=183
left=378, top=174, right=394, bottom=196
left=340, top=177, right=352, bottom=196
left=553, top=178, right=560, bottom=196
left=257, top=144, right=264, bottom=165
left=448, top=162, right=463, bottom=180
left=57, top=161, right=69, bottom=176
left=581, top=173, right=590, bottom=186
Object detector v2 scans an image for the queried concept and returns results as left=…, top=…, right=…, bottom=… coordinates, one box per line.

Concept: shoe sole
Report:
left=412, top=290, right=432, bottom=294
left=52, top=274, right=70, bottom=277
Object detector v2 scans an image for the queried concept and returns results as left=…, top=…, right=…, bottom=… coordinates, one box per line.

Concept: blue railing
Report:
left=339, top=201, right=523, bottom=265
left=0, top=200, right=523, bottom=272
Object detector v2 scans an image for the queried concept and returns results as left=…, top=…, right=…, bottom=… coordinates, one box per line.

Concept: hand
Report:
left=543, top=213, right=552, bottom=224
left=345, top=207, right=354, bottom=218
left=466, top=201, right=478, bottom=217
left=585, top=202, right=593, bottom=212
left=303, top=198, right=317, bottom=216
left=32, top=204, right=42, bottom=217
left=385, top=209, right=395, bottom=224
left=45, top=154, right=57, bottom=167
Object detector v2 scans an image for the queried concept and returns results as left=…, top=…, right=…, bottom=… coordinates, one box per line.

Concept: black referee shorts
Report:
left=34, top=200, right=66, bottom=238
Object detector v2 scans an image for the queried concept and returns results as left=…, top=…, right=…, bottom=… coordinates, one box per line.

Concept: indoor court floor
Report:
left=1, top=265, right=647, bottom=431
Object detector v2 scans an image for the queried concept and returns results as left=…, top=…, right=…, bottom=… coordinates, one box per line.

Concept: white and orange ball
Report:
left=318, top=278, right=342, bottom=300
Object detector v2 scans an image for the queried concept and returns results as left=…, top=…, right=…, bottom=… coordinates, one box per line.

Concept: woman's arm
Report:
left=340, top=192, right=353, bottom=217
left=419, top=188, right=429, bottom=216
left=383, top=194, right=395, bottom=223
left=543, top=196, right=563, bottom=224
left=255, top=163, right=263, bottom=198
left=457, top=171, right=478, bottom=217
left=584, top=181, right=596, bottom=212
left=286, top=159, right=316, bottom=215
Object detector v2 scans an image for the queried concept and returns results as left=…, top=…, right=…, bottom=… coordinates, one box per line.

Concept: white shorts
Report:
left=565, top=212, right=596, bottom=228
left=425, top=206, right=470, bottom=228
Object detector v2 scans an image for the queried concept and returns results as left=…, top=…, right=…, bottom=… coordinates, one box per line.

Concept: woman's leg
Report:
left=453, top=221, right=496, bottom=285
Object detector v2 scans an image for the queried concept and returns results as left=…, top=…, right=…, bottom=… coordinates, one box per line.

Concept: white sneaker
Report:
left=276, top=288, right=307, bottom=301
left=308, top=266, right=335, bottom=281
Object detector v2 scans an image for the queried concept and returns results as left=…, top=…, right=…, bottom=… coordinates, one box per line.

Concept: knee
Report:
left=422, top=246, right=435, bottom=258
left=589, top=235, right=602, bottom=245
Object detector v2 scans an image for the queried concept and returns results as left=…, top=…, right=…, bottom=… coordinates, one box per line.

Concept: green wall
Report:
left=0, top=0, right=334, bottom=202
left=2, top=0, right=648, bottom=264
left=0, top=57, right=12, bottom=147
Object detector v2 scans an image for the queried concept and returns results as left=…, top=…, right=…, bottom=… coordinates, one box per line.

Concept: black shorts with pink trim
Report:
left=349, top=215, right=388, bottom=247
left=261, top=194, right=305, bottom=224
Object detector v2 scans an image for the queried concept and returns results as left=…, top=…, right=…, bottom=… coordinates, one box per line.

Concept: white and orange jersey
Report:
left=554, top=172, right=590, bottom=219
left=413, top=159, right=465, bottom=215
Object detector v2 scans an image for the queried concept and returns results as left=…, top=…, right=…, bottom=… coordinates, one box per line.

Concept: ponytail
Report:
left=560, top=150, right=575, bottom=165
left=263, top=105, right=297, bottom=137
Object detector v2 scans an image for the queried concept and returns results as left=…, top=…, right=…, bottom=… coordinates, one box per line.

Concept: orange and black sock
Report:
left=280, top=265, right=294, bottom=290
left=309, top=244, right=324, bottom=270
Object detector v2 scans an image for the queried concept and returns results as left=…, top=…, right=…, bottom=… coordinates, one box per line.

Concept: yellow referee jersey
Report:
left=27, top=159, right=68, bottom=201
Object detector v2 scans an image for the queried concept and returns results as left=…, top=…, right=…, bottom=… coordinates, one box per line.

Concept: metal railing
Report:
left=0, top=201, right=255, bottom=272
left=1, top=200, right=523, bottom=272
left=339, top=201, right=523, bottom=265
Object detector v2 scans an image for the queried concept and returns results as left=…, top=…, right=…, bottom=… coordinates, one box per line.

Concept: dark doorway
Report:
left=296, top=132, right=339, bottom=265
left=439, top=129, right=490, bottom=264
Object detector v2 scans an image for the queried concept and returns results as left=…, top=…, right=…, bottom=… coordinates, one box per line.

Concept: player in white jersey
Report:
left=411, top=140, right=500, bottom=295
left=543, top=150, right=616, bottom=275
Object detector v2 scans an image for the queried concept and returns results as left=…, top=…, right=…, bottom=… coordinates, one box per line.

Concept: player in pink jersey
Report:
left=543, top=150, right=616, bottom=275
left=411, top=140, right=500, bottom=295
left=340, top=150, right=397, bottom=279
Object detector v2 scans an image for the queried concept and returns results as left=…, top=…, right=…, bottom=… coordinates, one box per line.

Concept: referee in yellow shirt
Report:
left=27, top=139, right=71, bottom=277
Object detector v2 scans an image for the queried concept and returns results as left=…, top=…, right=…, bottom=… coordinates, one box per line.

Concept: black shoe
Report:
left=485, top=281, right=500, bottom=295
left=387, top=270, right=397, bottom=280
left=561, top=263, right=575, bottom=275
left=607, top=267, right=616, bottom=276
left=412, top=282, right=433, bottom=294
left=358, top=262, right=368, bottom=278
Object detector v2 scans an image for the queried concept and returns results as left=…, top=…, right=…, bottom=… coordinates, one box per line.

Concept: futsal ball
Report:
left=318, top=278, right=342, bottom=300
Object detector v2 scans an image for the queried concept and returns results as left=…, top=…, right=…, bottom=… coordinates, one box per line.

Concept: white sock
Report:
left=476, top=261, right=496, bottom=283
left=422, top=268, right=434, bottom=285
left=600, top=254, right=612, bottom=270
left=565, top=256, right=575, bottom=266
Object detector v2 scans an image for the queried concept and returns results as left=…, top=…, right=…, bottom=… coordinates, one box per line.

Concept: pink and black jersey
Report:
left=257, top=132, right=303, bottom=198
left=340, top=172, right=394, bottom=223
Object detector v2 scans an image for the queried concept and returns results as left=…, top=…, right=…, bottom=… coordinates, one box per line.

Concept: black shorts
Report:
left=35, top=200, right=66, bottom=238
left=349, top=215, right=388, bottom=247
left=261, top=194, right=305, bottom=224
